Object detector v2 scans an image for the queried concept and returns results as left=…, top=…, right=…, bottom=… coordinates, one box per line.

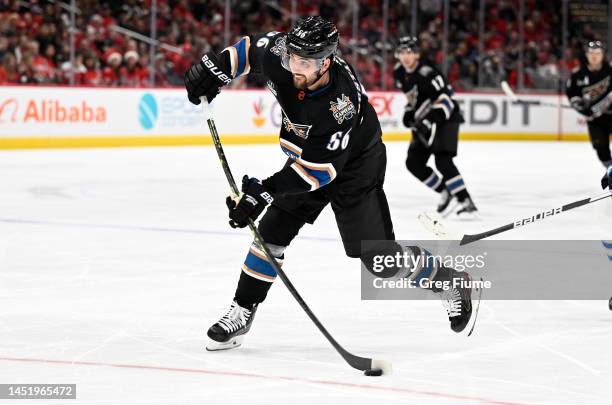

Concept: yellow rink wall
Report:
left=0, top=132, right=592, bottom=150
left=0, top=86, right=597, bottom=149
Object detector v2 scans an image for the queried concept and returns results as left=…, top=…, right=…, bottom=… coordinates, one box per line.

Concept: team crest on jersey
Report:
left=582, top=76, right=610, bottom=101
left=270, top=36, right=286, bottom=56
left=577, top=76, right=589, bottom=86
left=282, top=113, right=312, bottom=139
left=329, top=94, right=356, bottom=124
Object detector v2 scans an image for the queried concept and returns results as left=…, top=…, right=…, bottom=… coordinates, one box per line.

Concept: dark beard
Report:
left=292, top=75, right=309, bottom=89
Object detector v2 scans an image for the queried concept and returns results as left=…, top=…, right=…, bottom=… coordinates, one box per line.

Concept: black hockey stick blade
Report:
left=459, top=190, right=611, bottom=245
left=199, top=97, right=392, bottom=375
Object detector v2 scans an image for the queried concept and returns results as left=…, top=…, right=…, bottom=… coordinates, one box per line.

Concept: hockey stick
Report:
left=501, top=81, right=573, bottom=109
left=418, top=190, right=611, bottom=245
left=200, top=97, right=391, bottom=375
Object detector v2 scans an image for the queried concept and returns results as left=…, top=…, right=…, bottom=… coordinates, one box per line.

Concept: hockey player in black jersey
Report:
left=566, top=41, right=612, bottom=177
left=185, top=17, right=475, bottom=350
left=393, top=37, right=477, bottom=217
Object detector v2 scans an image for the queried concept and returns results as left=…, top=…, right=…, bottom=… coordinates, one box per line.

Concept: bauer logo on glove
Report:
left=226, top=176, right=274, bottom=228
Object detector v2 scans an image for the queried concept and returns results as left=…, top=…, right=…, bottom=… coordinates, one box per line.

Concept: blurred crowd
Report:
left=0, top=0, right=605, bottom=90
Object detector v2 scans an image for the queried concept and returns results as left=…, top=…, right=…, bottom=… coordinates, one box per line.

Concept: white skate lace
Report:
left=440, top=288, right=462, bottom=318
left=217, top=302, right=251, bottom=333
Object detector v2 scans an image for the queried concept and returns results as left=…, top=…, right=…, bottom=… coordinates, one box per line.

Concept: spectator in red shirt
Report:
left=120, top=50, right=144, bottom=87
left=0, top=53, right=19, bottom=84
left=81, top=53, right=103, bottom=86
left=28, top=41, right=57, bottom=83
left=102, top=49, right=122, bottom=86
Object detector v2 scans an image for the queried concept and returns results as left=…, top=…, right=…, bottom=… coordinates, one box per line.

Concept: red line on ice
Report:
left=0, top=356, right=524, bottom=405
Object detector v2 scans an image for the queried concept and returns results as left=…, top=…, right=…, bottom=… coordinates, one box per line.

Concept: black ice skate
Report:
left=206, top=301, right=258, bottom=351
left=456, top=196, right=478, bottom=218
left=438, top=270, right=473, bottom=333
left=437, top=188, right=457, bottom=216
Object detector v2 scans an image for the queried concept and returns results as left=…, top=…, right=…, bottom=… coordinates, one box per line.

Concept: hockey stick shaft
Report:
left=459, top=190, right=611, bottom=245
left=200, top=97, right=381, bottom=372
left=501, top=81, right=573, bottom=109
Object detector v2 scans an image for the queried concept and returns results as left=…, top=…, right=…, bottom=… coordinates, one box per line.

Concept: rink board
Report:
left=0, top=86, right=596, bottom=149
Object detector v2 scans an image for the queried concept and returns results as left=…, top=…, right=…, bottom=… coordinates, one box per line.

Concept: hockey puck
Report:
left=364, top=368, right=383, bottom=376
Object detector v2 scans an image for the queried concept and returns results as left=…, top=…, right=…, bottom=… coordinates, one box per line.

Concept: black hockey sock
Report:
left=596, top=147, right=612, bottom=167
left=406, top=161, right=445, bottom=192
left=361, top=241, right=406, bottom=278
left=435, top=153, right=470, bottom=201
left=234, top=271, right=273, bottom=309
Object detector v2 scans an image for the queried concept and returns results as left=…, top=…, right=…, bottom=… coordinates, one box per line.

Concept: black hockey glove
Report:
left=413, top=119, right=434, bottom=146
left=601, top=166, right=612, bottom=190
left=184, top=52, right=232, bottom=105
left=402, top=108, right=415, bottom=128
left=226, top=176, right=274, bottom=229
left=570, top=97, right=592, bottom=117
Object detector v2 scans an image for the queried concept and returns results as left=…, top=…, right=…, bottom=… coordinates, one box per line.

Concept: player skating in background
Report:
left=566, top=40, right=612, bottom=176
left=565, top=41, right=612, bottom=311
left=393, top=37, right=477, bottom=218
left=184, top=17, right=475, bottom=350
left=601, top=166, right=611, bottom=311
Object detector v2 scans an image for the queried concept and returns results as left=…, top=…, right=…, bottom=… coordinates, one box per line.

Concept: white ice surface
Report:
left=0, top=141, right=611, bottom=404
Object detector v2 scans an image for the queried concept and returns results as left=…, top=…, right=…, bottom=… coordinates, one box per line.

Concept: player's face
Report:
left=288, top=54, right=324, bottom=89
left=398, top=50, right=419, bottom=70
left=586, top=49, right=604, bottom=68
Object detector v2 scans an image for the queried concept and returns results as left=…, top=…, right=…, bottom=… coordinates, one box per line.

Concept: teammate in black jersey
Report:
left=566, top=41, right=612, bottom=180
left=393, top=37, right=477, bottom=217
left=185, top=17, right=475, bottom=350
left=566, top=41, right=612, bottom=312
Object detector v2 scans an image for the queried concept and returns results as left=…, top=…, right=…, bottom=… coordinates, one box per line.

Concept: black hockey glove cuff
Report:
left=601, top=166, right=612, bottom=190
left=402, top=108, right=415, bottom=128
left=226, top=176, right=274, bottom=228
left=185, top=51, right=232, bottom=105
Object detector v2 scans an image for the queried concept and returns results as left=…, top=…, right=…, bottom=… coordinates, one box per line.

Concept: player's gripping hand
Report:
left=226, top=176, right=274, bottom=228
left=412, top=119, right=434, bottom=146
left=184, top=52, right=232, bottom=105
left=601, top=166, right=612, bottom=190
left=402, top=108, right=415, bottom=128
left=570, top=97, right=592, bottom=117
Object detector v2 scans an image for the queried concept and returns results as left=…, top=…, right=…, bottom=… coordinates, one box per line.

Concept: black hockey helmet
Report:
left=285, top=16, right=339, bottom=60
left=395, top=36, right=420, bottom=57
left=586, top=40, right=606, bottom=53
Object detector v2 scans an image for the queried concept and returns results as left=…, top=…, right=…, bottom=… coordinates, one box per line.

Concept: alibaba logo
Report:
left=0, top=98, right=18, bottom=123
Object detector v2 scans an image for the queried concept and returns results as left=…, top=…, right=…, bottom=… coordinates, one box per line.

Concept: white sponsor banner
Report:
left=371, top=91, right=587, bottom=135
left=0, top=86, right=588, bottom=139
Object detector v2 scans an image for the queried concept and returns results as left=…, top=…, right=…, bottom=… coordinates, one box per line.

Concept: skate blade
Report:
left=466, top=278, right=484, bottom=337
left=456, top=210, right=479, bottom=221
left=206, top=335, right=244, bottom=351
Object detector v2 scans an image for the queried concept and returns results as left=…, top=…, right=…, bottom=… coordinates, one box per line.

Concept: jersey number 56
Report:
left=326, top=130, right=350, bottom=151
